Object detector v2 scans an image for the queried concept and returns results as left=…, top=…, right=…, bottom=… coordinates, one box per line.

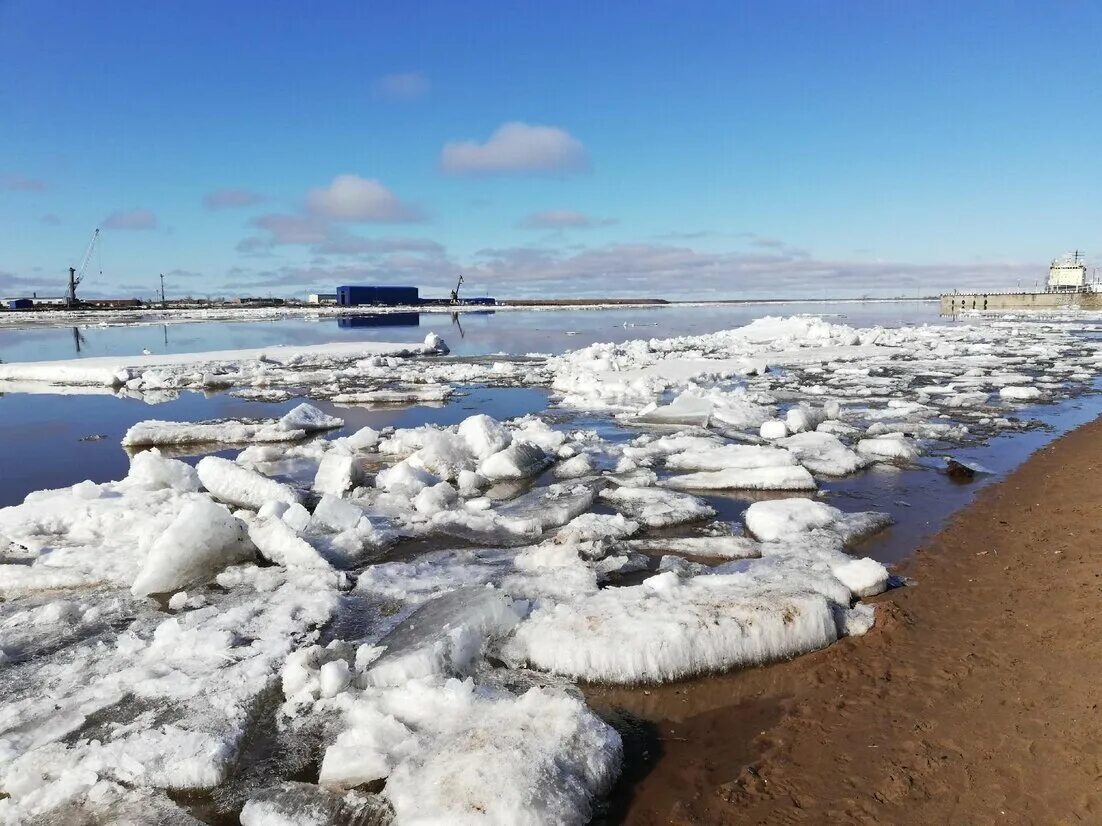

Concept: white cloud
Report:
left=520, top=209, right=617, bottom=229
left=373, top=71, right=429, bottom=99
left=306, top=174, right=424, bottom=222
left=204, top=188, right=265, bottom=209
left=103, top=208, right=157, bottom=230
left=440, top=122, right=590, bottom=176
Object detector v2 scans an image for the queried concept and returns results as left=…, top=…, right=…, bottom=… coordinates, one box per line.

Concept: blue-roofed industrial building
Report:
left=337, top=285, right=419, bottom=306
left=5, top=298, right=33, bottom=310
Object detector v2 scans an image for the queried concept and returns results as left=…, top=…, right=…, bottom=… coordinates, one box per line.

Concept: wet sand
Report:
left=591, top=414, right=1102, bottom=824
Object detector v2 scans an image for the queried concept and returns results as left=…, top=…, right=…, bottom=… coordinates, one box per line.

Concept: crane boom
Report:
left=68, top=228, right=100, bottom=305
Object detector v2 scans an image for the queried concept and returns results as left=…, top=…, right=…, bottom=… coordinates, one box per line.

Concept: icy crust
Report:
left=0, top=566, right=340, bottom=824
left=279, top=588, right=623, bottom=825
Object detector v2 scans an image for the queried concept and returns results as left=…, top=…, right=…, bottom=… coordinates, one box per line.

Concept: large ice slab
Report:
left=503, top=572, right=839, bottom=683
left=0, top=339, right=449, bottom=388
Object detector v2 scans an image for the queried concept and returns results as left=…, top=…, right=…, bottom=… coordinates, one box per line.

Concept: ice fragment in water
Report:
left=278, top=403, right=344, bottom=432
left=197, top=456, right=302, bottom=510
left=124, top=448, right=201, bottom=492
left=130, top=499, right=252, bottom=597
left=478, top=442, right=551, bottom=481
left=457, top=414, right=512, bottom=459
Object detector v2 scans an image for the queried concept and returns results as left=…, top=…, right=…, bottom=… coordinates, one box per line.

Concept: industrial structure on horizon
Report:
left=940, top=251, right=1102, bottom=313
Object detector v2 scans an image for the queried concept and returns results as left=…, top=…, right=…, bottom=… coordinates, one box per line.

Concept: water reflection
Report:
left=72, top=327, right=86, bottom=353
left=336, top=312, right=420, bottom=329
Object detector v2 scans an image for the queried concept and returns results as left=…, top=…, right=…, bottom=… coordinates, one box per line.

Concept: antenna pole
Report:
left=68, top=267, right=77, bottom=306
left=160, top=273, right=166, bottom=309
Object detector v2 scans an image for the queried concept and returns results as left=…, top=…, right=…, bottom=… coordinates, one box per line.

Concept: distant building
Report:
left=336, top=285, right=419, bottom=306
left=1047, top=252, right=1088, bottom=292
left=308, top=292, right=337, bottom=305
left=232, top=297, right=286, bottom=305
left=5, top=298, right=32, bottom=310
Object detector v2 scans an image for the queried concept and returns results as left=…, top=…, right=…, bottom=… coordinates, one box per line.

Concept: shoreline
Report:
left=592, top=412, right=1102, bottom=824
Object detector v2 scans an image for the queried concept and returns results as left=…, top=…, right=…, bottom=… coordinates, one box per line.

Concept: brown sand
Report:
left=591, top=416, right=1102, bottom=825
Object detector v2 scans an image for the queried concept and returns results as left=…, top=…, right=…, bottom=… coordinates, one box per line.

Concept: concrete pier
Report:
left=940, top=291, right=1102, bottom=314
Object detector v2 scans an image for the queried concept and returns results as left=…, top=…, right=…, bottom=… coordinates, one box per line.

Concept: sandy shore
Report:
left=591, top=414, right=1102, bottom=824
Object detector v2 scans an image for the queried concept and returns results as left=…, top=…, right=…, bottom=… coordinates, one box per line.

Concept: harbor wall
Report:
left=940, top=291, right=1102, bottom=314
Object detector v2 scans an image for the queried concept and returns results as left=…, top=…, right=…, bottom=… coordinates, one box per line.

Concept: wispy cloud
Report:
left=306, top=174, right=424, bottom=222
left=39, top=213, right=61, bottom=225
left=440, top=122, right=590, bottom=176
left=1, top=174, right=47, bottom=192
left=520, top=209, right=617, bottom=229
left=372, top=71, right=429, bottom=100
left=103, top=208, right=158, bottom=230
left=203, top=188, right=266, bottom=209
left=238, top=211, right=441, bottom=259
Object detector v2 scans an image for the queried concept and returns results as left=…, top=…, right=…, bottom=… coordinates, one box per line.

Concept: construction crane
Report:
left=450, top=274, right=464, bottom=304
left=67, top=228, right=101, bottom=306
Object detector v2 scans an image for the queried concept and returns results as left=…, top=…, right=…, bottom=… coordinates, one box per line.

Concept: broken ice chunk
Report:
left=363, top=588, right=522, bottom=687
left=247, top=516, right=334, bottom=572
left=664, top=444, right=796, bottom=472
left=130, top=499, right=252, bottom=597
left=554, top=453, right=594, bottom=479
left=759, top=419, right=789, bottom=440
left=495, top=483, right=599, bottom=531
left=240, top=783, right=393, bottom=826
left=314, top=453, right=358, bottom=497
left=124, top=448, right=201, bottom=492
left=503, top=574, right=838, bottom=683
left=856, top=434, right=920, bottom=461
left=599, top=485, right=715, bottom=528
left=834, top=602, right=876, bottom=636
left=999, top=384, right=1041, bottom=400
left=633, top=392, right=713, bottom=427
left=779, top=431, right=871, bottom=476
left=743, top=498, right=891, bottom=545
left=664, top=465, right=816, bottom=491
left=278, top=403, right=344, bottom=433
left=478, top=442, right=551, bottom=482
left=197, top=456, right=302, bottom=510
left=457, top=414, right=512, bottom=459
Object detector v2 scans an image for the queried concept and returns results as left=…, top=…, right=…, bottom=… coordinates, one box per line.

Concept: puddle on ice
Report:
left=0, top=304, right=1100, bottom=823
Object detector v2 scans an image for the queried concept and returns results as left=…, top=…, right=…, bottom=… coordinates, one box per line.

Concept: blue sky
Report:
left=2, top=1, right=1101, bottom=300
